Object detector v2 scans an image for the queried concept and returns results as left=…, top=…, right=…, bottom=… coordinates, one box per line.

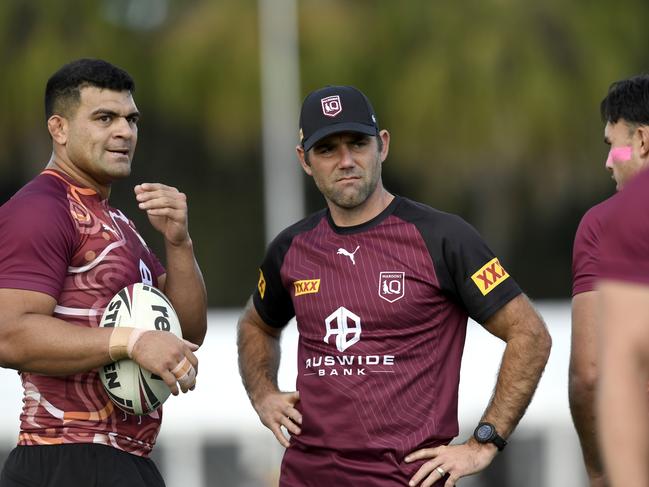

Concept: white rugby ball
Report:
left=99, top=283, right=182, bottom=415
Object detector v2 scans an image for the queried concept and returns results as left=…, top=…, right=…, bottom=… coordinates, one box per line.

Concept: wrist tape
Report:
left=108, top=327, right=147, bottom=361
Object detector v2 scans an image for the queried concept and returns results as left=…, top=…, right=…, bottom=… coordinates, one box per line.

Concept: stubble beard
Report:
left=86, top=161, right=132, bottom=188
left=327, top=179, right=374, bottom=209
left=322, top=165, right=381, bottom=210
left=100, top=151, right=134, bottom=180
left=109, top=163, right=132, bottom=179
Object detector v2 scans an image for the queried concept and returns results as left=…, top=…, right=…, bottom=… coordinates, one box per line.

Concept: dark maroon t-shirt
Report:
left=599, top=168, right=649, bottom=283
left=572, top=195, right=617, bottom=296
left=0, top=170, right=165, bottom=457
left=253, top=196, right=521, bottom=486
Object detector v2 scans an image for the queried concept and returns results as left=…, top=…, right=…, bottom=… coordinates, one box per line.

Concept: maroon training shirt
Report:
left=253, top=195, right=521, bottom=486
left=0, top=169, right=165, bottom=457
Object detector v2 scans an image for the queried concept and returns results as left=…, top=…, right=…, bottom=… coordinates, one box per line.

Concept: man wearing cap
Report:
left=237, top=85, right=551, bottom=486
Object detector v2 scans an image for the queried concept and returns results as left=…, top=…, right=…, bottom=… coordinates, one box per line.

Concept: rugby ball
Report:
left=99, top=283, right=182, bottom=415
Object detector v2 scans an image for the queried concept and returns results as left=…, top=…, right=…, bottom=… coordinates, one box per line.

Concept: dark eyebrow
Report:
left=312, top=140, right=333, bottom=150
left=350, top=133, right=371, bottom=142
left=314, top=133, right=370, bottom=148
left=91, top=109, right=140, bottom=118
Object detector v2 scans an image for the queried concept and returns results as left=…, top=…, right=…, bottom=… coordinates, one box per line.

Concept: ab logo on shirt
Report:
left=303, top=306, right=396, bottom=378
left=324, top=306, right=361, bottom=352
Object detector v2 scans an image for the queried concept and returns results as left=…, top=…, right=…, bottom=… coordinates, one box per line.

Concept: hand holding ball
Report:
left=99, top=283, right=196, bottom=415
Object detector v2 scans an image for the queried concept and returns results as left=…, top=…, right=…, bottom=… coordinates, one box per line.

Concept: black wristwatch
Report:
left=473, top=422, right=507, bottom=451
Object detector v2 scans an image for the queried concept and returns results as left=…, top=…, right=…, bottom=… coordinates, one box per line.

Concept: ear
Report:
left=378, top=129, right=390, bottom=163
left=296, top=145, right=313, bottom=176
left=638, top=125, right=649, bottom=159
left=47, top=115, right=68, bottom=145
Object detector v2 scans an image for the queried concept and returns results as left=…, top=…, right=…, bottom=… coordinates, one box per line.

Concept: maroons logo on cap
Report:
left=321, top=95, right=342, bottom=117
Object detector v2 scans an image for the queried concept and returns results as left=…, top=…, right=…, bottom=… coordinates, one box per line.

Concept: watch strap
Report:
left=474, top=422, right=507, bottom=451
left=491, top=432, right=507, bottom=451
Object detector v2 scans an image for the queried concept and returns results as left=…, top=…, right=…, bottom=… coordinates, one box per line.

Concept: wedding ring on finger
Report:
left=436, top=466, right=446, bottom=477
left=171, top=357, right=197, bottom=390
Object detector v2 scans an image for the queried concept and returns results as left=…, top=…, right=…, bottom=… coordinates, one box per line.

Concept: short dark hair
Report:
left=45, top=58, right=135, bottom=120
left=600, top=74, right=649, bottom=126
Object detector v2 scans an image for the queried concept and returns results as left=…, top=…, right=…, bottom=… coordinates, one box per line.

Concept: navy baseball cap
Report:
left=299, top=85, right=379, bottom=152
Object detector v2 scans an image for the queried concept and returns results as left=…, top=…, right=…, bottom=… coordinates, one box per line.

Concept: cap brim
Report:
left=302, top=122, right=378, bottom=152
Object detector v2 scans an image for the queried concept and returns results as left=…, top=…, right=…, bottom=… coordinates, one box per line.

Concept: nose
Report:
left=337, top=144, right=355, bottom=168
left=114, top=117, right=136, bottom=139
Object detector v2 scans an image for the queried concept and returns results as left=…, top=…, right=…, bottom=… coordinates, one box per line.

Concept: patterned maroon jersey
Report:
left=599, top=168, right=649, bottom=284
left=0, top=169, right=165, bottom=457
left=253, top=196, right=521, bottom=486
left=572, top=195, right=617, bottom=296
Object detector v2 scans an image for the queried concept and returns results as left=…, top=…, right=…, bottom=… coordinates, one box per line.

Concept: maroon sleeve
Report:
left=572, top=197, right=615, bottom=296
left=0, top=189, right=77, bottom=299
left=599, top=169, right=649, bottom=284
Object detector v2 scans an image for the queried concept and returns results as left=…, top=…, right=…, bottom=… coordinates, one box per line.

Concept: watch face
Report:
left=476, top=424, right=494, bottom=441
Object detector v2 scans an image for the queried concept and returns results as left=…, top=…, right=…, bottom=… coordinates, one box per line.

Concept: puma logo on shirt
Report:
left=337, top=246, right=360, bottom=265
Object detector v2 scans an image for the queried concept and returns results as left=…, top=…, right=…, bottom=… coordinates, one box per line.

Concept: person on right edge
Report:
left=237, top=85, right=551, bottom=486
left=569, top=74, right=649, bottom=487
left=597, top=148, right=649, bottom=487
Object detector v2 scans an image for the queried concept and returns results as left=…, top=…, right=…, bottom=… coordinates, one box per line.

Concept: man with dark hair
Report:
left=569, top=74, right=649, bottom=487
left=0, top=58, right=207, bottom=487
left=237, top=85, right=551, bottom=486
left=598, top=166, right=649, bottom=487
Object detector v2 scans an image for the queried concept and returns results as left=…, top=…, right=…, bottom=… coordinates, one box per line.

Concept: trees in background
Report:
left=0, top=0, right=646, bottom=304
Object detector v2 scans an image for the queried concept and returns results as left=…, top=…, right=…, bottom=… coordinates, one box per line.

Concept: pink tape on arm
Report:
left=606, top=146, right=633, bottom=168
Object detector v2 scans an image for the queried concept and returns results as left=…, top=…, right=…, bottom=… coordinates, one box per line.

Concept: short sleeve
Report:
left=438, top=216, right=522, bottom=323
left=571, top=198, right=614, bottom=296
left=252, top=232, right=295, bottom=328
left=0, top=191, right=77, bottom=299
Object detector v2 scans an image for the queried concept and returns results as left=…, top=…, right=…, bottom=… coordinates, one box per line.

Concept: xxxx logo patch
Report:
left=471, top=258, right=509, bottom=296
left=294, top=279, right=321, bottom=297
left=258, top=269, right=266, bottom=299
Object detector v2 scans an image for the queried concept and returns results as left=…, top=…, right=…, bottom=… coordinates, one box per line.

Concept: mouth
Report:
left=106, top=148, right=131, bottom=159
